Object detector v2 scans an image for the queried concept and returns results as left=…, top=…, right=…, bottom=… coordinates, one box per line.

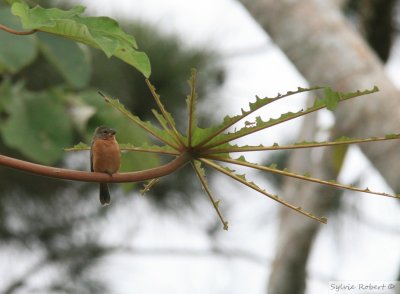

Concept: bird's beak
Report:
left=110, top=128, right=117, bottom=135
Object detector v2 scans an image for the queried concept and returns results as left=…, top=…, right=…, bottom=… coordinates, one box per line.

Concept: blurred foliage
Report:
left=0, top=1, right=224, bottom=292
left=0, top=6, right=37, bottom=72
left=11, top=1, right=151, bottom=77
left=1, top=82, right=73, bottom=164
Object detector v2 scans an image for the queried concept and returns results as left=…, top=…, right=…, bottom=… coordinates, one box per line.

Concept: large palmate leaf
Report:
left=11, top=2, right=150, bottom=77
left=67, top=70, right=399, bottom=229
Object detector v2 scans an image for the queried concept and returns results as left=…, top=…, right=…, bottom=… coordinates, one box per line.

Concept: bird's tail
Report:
left=99, top=183, right=111, bottom=206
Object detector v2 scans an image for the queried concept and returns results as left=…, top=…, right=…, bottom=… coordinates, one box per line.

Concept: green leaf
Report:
left=38, top=33, right=91, bottom=88
left=0, top=79, right=14, bottom=113
left=4, top=0, right=21, bottom=4
left=1, top=88, right=73, bottom=164
left=0, top=7, right=37, bottom=73
left=323, top=87, right=340, bottom=110
left=11, top=2, right=151, bottom=77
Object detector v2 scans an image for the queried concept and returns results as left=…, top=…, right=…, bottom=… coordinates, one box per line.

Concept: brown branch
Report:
left=0, top=153, right=191, bottom=183
left=0, top=24, right=37, bottom=35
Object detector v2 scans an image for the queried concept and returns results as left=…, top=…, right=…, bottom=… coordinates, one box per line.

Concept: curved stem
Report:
left=0, top=24, right=37, bottom=35
left=0, top=153, right=191, bottom=183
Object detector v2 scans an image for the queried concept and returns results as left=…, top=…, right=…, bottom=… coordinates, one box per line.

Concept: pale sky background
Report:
left=27, top=0, right=400, bottom=293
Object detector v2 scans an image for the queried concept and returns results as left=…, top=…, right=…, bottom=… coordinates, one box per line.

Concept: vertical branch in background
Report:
left=237, top=0, right=400, bottom=189
left=237, top=0, right=400, bottom=293
left=267, top=107, right=343, bottom=293
left=351, top=0, right=396, bottom=62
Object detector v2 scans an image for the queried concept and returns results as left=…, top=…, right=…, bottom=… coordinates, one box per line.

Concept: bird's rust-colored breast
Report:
left=91, top=138, right=121, bottom=174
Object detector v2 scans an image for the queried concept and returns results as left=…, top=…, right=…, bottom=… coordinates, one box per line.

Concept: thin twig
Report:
left=0, top=153, right=190, bottom=183
left=0, top=24, right=37, bottom=35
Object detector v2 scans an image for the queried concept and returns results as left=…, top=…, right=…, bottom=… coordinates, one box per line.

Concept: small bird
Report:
left=91, top=126, right=121, bottom=206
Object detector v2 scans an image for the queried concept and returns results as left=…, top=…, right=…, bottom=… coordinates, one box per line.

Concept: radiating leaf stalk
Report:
left=65, top=142, right=180, bottom=156
left=145, top=79, right=185, bottom=148
left=198, top=87, right=379, bottom=150
left=192, top=161, right=229, bottom=230
left=199, top=158, right=327, bottom=224
left=98, top=92, right=180, bottom=149
left=203, top=134, right=400, bottom=154
left=206, top=155, right=400, bottom=199
left=187, top=69, right=198, bottom=147
left=120, top=143, right=180, bottom=156
left=141, top=178, right=160, bottom=195
left=151, top=109, right=183, bottom=147
left=193, top=86, right=324, bottom=149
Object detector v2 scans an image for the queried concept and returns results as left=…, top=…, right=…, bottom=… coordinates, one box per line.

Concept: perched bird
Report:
left=90, top=126, right=121, bottom=205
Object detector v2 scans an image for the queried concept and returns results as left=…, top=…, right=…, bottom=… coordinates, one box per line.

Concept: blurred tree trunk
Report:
left=268, top=112, right=344, bottom=294
left=238, top=0, right=400, bottom=187
left=238, top=0, right=399, bottom=293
